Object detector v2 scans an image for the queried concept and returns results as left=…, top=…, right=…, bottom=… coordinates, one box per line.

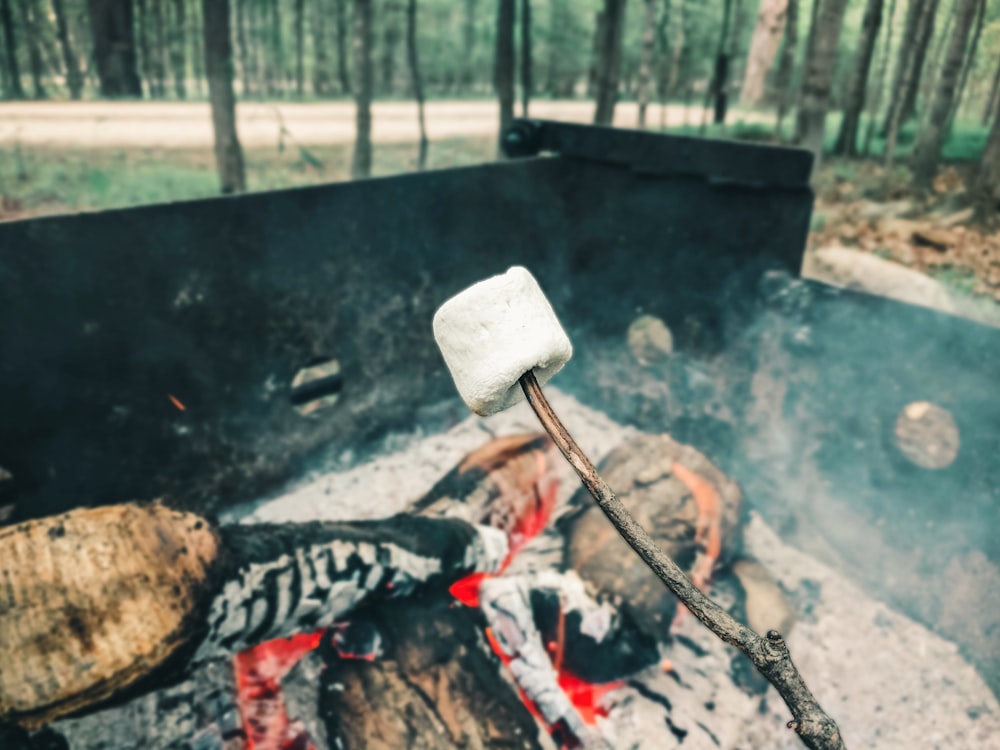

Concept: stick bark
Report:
left=520, top=371, right=846, bottom=750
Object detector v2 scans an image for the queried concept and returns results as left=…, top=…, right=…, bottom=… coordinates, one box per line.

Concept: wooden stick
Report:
left=519, top=371, right=847, bottom=750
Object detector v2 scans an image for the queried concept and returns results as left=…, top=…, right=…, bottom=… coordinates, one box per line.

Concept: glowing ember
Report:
left=450, top=446, right=560, bottom=608
left=168, top=394, right=187, bottom=411
left=671, top=461, right=722, bottom=590
left=234, top=631, right=325, bottom=750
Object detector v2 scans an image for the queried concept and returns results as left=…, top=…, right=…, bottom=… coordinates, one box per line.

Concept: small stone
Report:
left=627, top=314, right=674, bottom=366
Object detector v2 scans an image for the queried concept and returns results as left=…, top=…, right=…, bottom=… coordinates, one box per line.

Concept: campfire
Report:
left=0, top=122, right=997, bottom=749
left=6, top=393, right=993, bottom=750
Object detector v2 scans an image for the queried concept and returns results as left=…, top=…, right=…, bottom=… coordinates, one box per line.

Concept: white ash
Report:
left=226, top=389, right=639, bottom=526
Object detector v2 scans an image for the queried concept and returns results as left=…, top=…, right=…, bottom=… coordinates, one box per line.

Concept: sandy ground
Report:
left=0, top=99, right=766, bottom=148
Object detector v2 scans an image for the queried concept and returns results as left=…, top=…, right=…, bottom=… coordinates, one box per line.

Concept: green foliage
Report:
left=929, top=264, right=978, bottom=296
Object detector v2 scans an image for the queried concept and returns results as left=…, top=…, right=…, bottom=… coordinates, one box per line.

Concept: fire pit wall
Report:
left=0, top=121, right=997, bottom=697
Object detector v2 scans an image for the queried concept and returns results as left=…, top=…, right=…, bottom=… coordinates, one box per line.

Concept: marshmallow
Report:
left=433, top=267, right=573, bottom=416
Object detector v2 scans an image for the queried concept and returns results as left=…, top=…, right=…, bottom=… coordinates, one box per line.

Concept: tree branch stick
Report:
left=519, top=371, right=846, bottom=750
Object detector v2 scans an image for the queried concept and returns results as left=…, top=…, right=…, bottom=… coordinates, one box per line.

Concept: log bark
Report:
left=495, top=0, right=516, bottom=150
left=351, top=0, right=374, bottom=178
left=795, top=0, right=850, bottom=177
left=380, top=1, right=401, bottom=95
left=203, top=0, right=246, bottom=194
left=833, top=0, right=883, bottom=156
left=740, top=0, right=788, bottom=107
left=912, top=0, right=980, bottom=185
left=636, top=0, right=658, bottom=128
left=320, top=598, right=544, bottom=749
left=592, top=0, right=627, bottom=126
left=405, top=0, right=428, bottom=169
left=86, top=0, right=142, bottom=97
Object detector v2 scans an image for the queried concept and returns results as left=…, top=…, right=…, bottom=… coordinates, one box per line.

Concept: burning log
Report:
left=319, top=597, right=545, bottom=750
left=0, top=503, right=508, bottom=730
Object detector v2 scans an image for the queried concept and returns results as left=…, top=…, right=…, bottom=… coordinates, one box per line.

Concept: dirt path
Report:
left=0, top=100, right=766, bottom=148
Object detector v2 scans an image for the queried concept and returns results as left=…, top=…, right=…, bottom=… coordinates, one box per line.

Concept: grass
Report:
left=0, top=103, right=991, bottom=221
left=1, top=137, right=497, bottom=218
left=711, top=112, right=990, bottom=162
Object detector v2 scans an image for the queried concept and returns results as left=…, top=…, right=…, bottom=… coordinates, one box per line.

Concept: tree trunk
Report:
left=294, top=0, right=305, bottom=95
left=312, top=0, right=331, bottom=94
left=202, top=0, right=246, bottom=194
left=861, top=0, right=897, bottom=154
left=739, top=0, right=787, bottom=106
left=662, top=0, right=684, bottom=105
left=794, top=0, right=822, bottom=140
left=0, top=0, right=23, bottom=99
left=136, top=0, right=150, bottom=93
left=51, top=0, right=82, bottom=98
left=795, top=0, right=850, bottom=177
left=983, top=56, right=1000, bottom=127
left=832, top=0, right=883, bottom=156
left=351, top=0, right=374, bottom=179
left=336, top=0, right=351, bottom=93
left=922, top=0, right=953, bottom=108
left=884, top=0, right=938, bottom=168
left=899, top=0, right=939, bottom=124
left=586, top=9, right=604, bottom=98
left=945, top=0, right=984, bottom=131
left=636, top=0, right=657, bottom=128
left=772, top=0, right=797, bottom=135
left=405, top=0, right=428, bottom=169
left=592, top=0, right=627, bottom=126
left=495, top=0, right=516, bottom=149
left=461, top=0, right=477, bottom=90
left=381, top=2, right=400, bottom=95
left=702, top=0, right=732, bottom=129
left=520, top=0, right=532, bottom=115
left=269, top=0, right=285, bottom=94
left=973, top=90, right=1000, bottom=221
left=87, top=0, right=143, bottom=97
left=235, top=0, right=251, bottom=95
left=911, top=0, right=979, bottom=186
left=170, top=0, right=186, bottom=98
left=19, top=0, right=47, bottom=99
left=190, top=0, right=205, bottom=97
left=151, top=0, right=167, bottom=96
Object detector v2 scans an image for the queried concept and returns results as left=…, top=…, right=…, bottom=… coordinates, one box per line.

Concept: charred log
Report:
left=319, top=596, right=544, bottom=749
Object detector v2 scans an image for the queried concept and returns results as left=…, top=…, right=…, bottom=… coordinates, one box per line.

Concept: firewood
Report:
left=0, top=503, right=508, bottom=729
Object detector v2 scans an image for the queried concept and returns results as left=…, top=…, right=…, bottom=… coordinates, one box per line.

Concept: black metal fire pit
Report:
left=0, top=119, right=996, bottom=561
